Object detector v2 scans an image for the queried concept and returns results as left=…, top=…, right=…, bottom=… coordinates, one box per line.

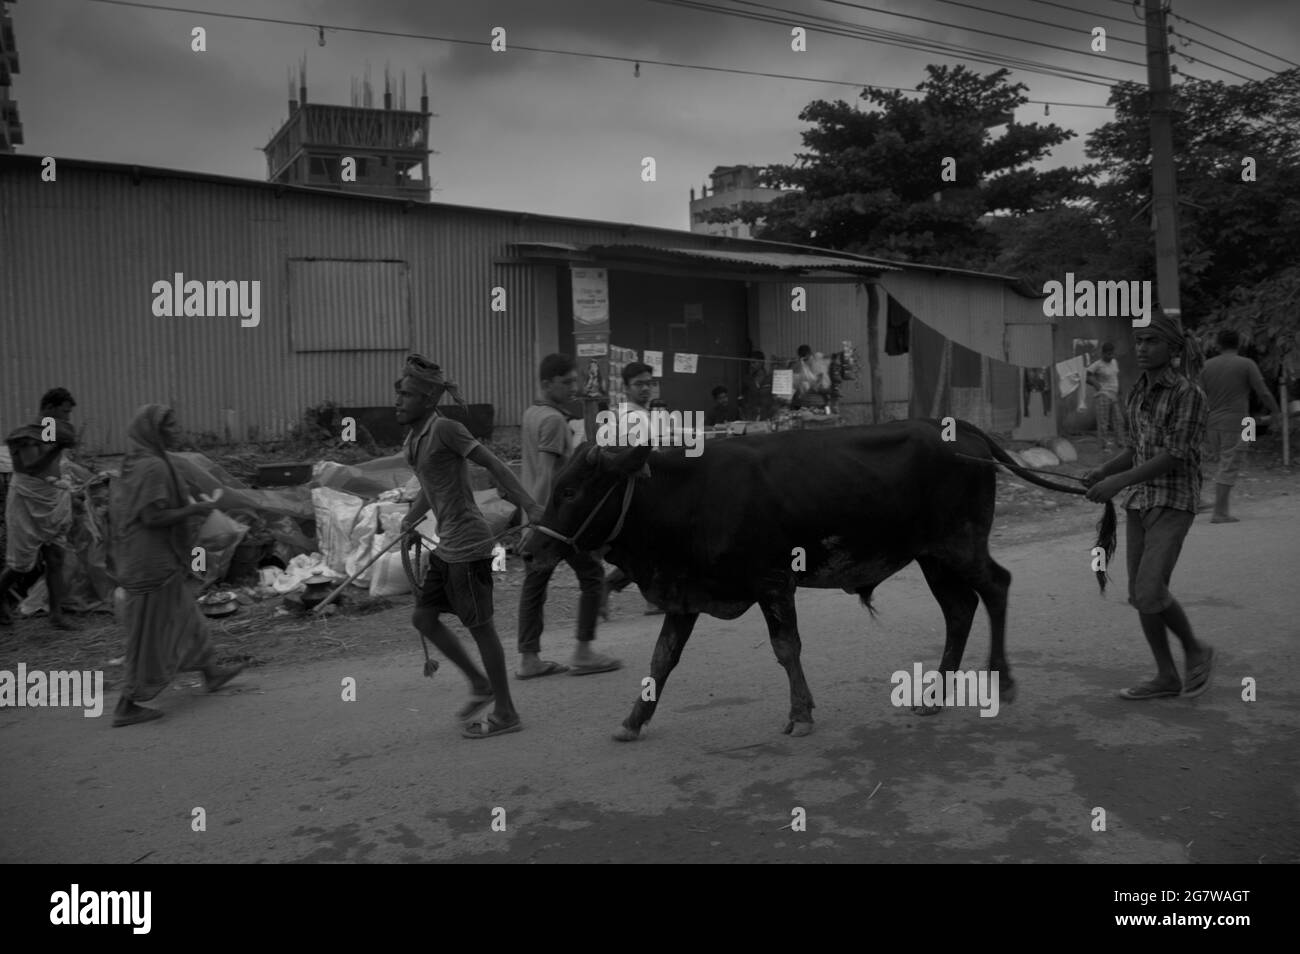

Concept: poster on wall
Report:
left=644, top=350, right=664, bottom=377
left=608, top=345, right=638, bottom=409
left=771, top=369, right=794, bottom=397
left=673, top=353, right=698, bottom=374
left=571, top=268, right=610, bottom=333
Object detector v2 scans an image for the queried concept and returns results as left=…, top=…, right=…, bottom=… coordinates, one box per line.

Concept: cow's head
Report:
left=521, top=442, right=653, bottom=570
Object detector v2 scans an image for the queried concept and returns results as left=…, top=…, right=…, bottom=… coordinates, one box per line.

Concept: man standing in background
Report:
left=1086, top=342, right=1123, bottom=451
left=517, top=354, right=622, bottom=678
left=1198, top=329, right=1280, bottom=523
left=0, top=388, right=82, bottom=630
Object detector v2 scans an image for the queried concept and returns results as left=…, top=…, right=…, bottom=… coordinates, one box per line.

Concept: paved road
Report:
left=3, top=495, right=1297, bottom=863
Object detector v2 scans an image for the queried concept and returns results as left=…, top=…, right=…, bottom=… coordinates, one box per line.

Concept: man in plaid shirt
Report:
left=1083, top=310, right=1215, bottom=701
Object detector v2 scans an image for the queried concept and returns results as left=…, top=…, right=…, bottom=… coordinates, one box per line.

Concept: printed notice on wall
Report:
left=771, top=369, right=794, bottom=397
left=644, top=350, right=664, bottom=377
left=673, top=352, right=698, bottom=374
left=571, top=268, right=610, bottom=331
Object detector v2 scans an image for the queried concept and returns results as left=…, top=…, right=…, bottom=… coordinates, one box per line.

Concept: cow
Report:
left=523, top=418, right=1115, bottom=742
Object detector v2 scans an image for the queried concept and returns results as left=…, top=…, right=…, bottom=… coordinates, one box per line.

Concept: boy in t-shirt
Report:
left=396, top=355, right=543, bottom=739
left=1086, top=341, right=1123, bottom=450
left=517, top=354, right=622, bottom=678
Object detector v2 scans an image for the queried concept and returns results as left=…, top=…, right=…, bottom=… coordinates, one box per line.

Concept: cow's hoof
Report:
left=912, top=704, right=943, bottom=716
left=783, top=720, right=814, bottom=737
left=613, top=725, right=642, bottom=742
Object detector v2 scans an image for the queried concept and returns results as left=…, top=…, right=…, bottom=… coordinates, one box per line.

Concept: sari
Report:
left=108, top=405, right=214, bottom=702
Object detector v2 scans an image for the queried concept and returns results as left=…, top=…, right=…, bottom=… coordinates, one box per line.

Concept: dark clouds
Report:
left=12, top=0, right=1300, bottom=228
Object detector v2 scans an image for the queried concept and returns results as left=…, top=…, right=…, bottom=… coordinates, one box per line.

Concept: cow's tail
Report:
left=955, top=421, right=1117, bottom=596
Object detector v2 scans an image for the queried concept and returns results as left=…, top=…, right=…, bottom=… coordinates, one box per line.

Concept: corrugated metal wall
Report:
left=1, top=160, right=1055, bottom=452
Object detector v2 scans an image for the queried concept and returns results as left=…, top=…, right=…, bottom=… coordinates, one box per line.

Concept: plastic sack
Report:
left=193, top=509, right=250, bottom=585
left=368, top=550, right=411, bottom=597
left=311, top=487, right=366, bottom=575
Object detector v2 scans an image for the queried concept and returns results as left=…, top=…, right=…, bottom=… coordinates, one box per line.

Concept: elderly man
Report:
left=1084, top=311, right=1213, bottom=702
left=396, top=354, right=545, bottom=739
left=0, top=388, right=82, bottom=630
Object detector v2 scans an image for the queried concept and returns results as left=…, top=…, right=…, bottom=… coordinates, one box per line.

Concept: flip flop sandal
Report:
left=516, top=660, right=570, bottom=680
left=112, top=706, right=164, bottom=727
left=462, top=714, right=523, bottom=740
left=569, top=657, right=623, bottom=676
left=1117, top=683, right=1181, bottom=700
left=456, top=694, right=494, bottom=720
left=1182, top=647, right=1215, bottom=698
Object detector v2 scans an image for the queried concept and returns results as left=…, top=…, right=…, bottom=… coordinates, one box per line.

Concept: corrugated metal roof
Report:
left=514, top=241, right=898, bottom=274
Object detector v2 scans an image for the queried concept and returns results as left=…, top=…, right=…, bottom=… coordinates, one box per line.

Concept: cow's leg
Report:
left=758, top=589, right=816, bottom=736
left=973, top=556, right=1014, bottom=705
left=614, top=611, right=700, bottom=742
left=915, top=556, right=979, bottom=716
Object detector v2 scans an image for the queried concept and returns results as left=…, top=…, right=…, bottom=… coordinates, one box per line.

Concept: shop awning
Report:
left=510, top=242, right=899, bottom=278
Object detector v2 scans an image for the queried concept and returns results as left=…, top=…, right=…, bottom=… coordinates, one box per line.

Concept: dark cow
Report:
left=524, top=418, right=1114, bottom=742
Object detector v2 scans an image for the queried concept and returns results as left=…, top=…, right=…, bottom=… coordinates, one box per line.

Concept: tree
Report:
left=1084, top=69, right=1300, bottom=337
left=704, top=65, right=1091, bottom=269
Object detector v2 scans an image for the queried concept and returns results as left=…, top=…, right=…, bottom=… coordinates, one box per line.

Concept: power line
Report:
left=653, top=0, right=1132, bottom=87
left=1168, top=33, right=1261, bottom=83
left=807, top=0, right=1148, bottom=68
left=76, top=0, right=1113, bottom=108
left=925, top=0, right=1145, bottom=49
left=1170, top=19, right=1289, bottom=75
left=1172, top=11, right=1300, bottom=69
left=1026, top=0, right=1142, bottom=23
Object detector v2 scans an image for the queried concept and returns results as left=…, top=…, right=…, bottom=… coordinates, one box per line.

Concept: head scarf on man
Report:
left=397, top=353, right=466, bottom=406
left=1146, top=310, right=1205, bottom=378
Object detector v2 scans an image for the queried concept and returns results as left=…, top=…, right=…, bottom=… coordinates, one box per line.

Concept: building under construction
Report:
left=263, top=66, right=432, bottom=202
left=0, top=0, right=22, bottom=153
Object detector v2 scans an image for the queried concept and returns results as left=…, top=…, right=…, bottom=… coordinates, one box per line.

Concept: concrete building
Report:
left=1, top=154, right=1056, bottom=454
left=689, top=165, right=791, bottom=239
left=0, top=0, right=22, bottom=153
left=264, top=67, right=432, bottom=202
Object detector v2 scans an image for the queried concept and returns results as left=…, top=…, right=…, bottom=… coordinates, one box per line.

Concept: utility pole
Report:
left=1145, top=0, right=1182, bottom=325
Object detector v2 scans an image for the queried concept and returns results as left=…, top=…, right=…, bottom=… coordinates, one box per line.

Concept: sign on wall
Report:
left=571, top=267, right=610, bottom=333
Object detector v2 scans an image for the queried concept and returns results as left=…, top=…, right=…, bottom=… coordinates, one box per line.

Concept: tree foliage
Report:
left=706, top=65, right=1091, bottom=269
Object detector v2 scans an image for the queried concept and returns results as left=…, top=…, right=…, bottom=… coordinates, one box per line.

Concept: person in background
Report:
left=1198, top=329, right=1280, bottom=523
left=397, top=354, right=544, bottom=739
left=0, top=388, right=81, bottom=630
left=704, top=385, right=740, bottom=427
left=108, top=405, right=245, bottom=726
left=1086, top=341, right=1123, bottom=451
left=1083, top=311, right=1213, bottom=703
left=740, top=351, right=773, bottom=421
left=601, top=362, right=665, bottom=617
left=517, top=354, right=621, bottom=678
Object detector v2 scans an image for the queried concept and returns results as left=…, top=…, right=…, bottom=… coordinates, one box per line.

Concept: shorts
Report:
left=1202, top=427, right=1245, bottom=486
left=417, top=552, right=494, bottom=628
left=1125, top=507, right=1195, bottom=615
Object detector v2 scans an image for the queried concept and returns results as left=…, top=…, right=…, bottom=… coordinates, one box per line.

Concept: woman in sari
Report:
left=109, top=405, right=244, bottom=727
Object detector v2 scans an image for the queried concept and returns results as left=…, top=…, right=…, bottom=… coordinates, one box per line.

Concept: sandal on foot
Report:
left=1182, top=647, right=1215, bottom=698
left=456, top=693, right=494, bottom=720
left=113, top=704, right=164, bottom=727
left=1117, top=682, right=1181, bottom=700
left=462, top=713, right=522, bottom=740
left=204, top=663, right=246, bottom=693
left=516, top=660, right=570, bottom=680
left=569, top=654, right=623, bottom=676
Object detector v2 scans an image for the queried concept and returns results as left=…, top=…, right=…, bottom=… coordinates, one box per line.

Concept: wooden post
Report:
left=1282, top=369, right=1291, bottom=468
left=865, top=282, right=882, bottom=423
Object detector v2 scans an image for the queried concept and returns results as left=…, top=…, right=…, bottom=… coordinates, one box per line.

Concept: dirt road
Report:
left=2, top=488, right=1296, bottom=864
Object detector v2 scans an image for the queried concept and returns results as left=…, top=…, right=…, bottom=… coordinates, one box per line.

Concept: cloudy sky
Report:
left=12, top=0, right=1299, bottom=230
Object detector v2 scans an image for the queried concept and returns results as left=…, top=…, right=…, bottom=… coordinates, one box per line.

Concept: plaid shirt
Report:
left=1121, top=365, right=1208, bottom=513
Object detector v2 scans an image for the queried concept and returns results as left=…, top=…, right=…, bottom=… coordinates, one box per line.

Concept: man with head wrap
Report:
left=107, top=405, right=245, bottom=726
left=1083, top=310, right=1215, bottom=701
left=1, top=388, right=82, bottom=630
left=395, top=354, right=545, bottom=739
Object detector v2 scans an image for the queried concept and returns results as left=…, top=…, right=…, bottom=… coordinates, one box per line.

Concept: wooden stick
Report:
left=311, top=534, right=406, bottom=615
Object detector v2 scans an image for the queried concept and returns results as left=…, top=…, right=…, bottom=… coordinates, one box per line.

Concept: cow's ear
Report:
left=612, top=443, right=652, bottom=475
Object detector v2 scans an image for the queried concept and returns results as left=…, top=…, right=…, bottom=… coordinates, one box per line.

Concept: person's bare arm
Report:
left=467, top=444, right=543, bottom=523
left=139, top=497, right=216, bottom=529
left=1085, top=450, right=1178, bottom=502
